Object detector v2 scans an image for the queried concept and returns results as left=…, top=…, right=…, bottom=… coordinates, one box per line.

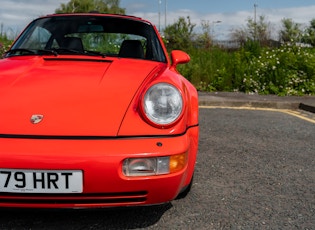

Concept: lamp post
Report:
left=158, top=0, right=161, bottom=31
left=254, top=4, right=258, bottom=41
left=158, top=0, right=167, bottom=31
left=165, top=0, right=167, bottom=29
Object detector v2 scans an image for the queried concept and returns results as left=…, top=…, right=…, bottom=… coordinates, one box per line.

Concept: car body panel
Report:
left=0, top=127, right=198, bottom=208
left=0, top=13, right=199, bottom=208
left=0, top=56, right=164, bottom=136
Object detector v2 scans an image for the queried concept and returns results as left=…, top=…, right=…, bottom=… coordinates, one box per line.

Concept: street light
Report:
left=165, top=0, right=167, bottom=29
left=158, top=0, right=167, bottom=31
left=158, top=0, right=161, bottom=31
left=254, top=4, right=258, bottom=41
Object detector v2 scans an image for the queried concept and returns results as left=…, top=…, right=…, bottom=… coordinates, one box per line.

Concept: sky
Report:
left=1, top=0, right=315, bottom=40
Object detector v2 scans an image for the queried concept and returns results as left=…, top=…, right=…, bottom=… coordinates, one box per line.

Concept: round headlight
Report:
left=143, top=83, right=183, bottom=126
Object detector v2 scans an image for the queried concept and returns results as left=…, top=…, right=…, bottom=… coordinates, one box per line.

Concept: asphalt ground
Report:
left=198, top=92, right=315, bottom=113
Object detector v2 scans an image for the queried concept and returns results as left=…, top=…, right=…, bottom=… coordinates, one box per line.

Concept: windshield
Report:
left=8, top=15, right=166, bottom=62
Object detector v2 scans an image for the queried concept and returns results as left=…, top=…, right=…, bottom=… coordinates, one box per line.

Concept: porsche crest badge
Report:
left=30, top=114, right=44, bottom=124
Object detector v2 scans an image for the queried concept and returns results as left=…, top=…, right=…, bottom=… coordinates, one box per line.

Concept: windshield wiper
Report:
left=52, top=48, right=82, bottom=55
left=5, top=48, right=36, bottom=57
left=5, top=48, right=106, bottom=59
left=37, top=49, right=58, bottom=56
left=83, top=50, right=106, bottom=58
left=52, top=48, right=106, bottom=58
left=5, top=49, right=59, bottom=57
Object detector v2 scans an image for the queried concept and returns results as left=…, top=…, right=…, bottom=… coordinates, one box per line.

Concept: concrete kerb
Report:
left=198, top=100, right=301, bottom=110
left=198, top=92, right=315, bottom=113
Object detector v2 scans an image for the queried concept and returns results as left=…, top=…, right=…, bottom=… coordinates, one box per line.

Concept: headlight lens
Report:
left=143, top=83, right=183, bottom=126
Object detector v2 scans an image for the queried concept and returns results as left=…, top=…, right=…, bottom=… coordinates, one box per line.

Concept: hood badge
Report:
left=30, top=114, right=44, bottom=124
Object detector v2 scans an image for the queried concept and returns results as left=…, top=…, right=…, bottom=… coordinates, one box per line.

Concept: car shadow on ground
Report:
left=0, top=203, right=172, bottom=229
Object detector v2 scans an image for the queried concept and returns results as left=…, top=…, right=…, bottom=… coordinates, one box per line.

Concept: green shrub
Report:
left=240, top=44, right=315, bottom=95
left=0, top=35, right=12, bottom=57
left=177, top=43, right=315, bottom=96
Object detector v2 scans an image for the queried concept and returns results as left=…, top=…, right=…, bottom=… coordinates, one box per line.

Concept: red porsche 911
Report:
left=0, top=13, right=199, bottom=208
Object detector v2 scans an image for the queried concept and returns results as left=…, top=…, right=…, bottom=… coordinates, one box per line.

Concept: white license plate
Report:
left=0, top=169, right=83, bottom=193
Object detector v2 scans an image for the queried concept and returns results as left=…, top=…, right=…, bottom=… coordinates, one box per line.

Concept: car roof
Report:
left=43, top=13, right=152, bottom=25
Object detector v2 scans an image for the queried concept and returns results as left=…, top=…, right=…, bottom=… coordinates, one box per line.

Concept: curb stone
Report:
left=198, top=92, right=315, bottom=114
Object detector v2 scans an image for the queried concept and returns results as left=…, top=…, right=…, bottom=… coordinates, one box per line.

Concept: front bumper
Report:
left=0, top=127, right=198, bottom=208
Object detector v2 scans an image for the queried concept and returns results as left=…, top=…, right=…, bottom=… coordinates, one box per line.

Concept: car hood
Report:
left=0, top=56, right=163, bottom=136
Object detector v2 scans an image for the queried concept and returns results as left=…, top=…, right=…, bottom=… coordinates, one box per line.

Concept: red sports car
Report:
left=0, top=13, right=199, bottom=208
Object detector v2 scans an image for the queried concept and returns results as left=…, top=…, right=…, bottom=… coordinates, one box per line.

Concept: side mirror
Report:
left=170, top=50, right=190, bottom=69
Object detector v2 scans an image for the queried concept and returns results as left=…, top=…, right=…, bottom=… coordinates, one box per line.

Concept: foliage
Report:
left=55, top=0, right=125, bottom=14
left=195, top=20, right=213, bottom=49
left=248, top=15, right=271, bottom=45
left=177, top=46, right=234, bottom=92
left=169, top=15, right=315, bottom=96
left=178, top=42, right=315, bottom=96
left=301, top=19, right=315, bottom=46
left=241, top=44, right=315, bottom=95
left=279, top=18, right=302, bottom=43
left=0, top=34, right=12, bottom=57
left=230, top=15, right=272, bottom=47
left=163, top=16, right=196, bottom=51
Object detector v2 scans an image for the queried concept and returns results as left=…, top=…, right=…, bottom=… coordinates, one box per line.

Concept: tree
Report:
left=247, top=15, right=272, bottom=46
left=302, top=19, right=315, bottom=46
left=55, top=0, right=125, bottom=14
left=230, top=15, right=272, bottom=47
left=163, top=16, right=196, bottom=51
left=0, top=32, right=13, bottom=57
left=279, top=18, right=301, bottom=43
left=195, top=20, right=213, bottom=49
left=229, top=26, right=248, bottom=47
